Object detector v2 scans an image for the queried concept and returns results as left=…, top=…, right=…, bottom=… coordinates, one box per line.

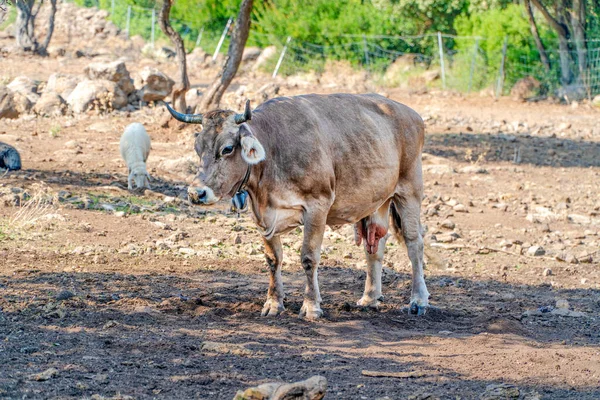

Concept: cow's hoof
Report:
left=409, top=300, right=427, bottom=316
left=261, top=298, right=285, bottom=317
left=357, top=294, right=383, bottom=309
left=299, top=303, right=323, bottom=320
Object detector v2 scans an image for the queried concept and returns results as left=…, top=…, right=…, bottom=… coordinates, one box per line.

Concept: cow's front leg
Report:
left=299, top=213, right=327, bottom=320
left=261, top=235, right=285, bottom=316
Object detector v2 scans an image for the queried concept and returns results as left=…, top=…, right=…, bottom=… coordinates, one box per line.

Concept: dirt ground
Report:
left=1, top=19, right=600, bottom=400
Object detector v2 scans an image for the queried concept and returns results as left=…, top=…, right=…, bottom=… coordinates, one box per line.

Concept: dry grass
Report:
left=1, top=184, right=60, bottom=240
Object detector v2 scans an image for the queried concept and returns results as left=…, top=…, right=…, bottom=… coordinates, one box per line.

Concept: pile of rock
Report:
left=0, top=61, right=175, bottom=118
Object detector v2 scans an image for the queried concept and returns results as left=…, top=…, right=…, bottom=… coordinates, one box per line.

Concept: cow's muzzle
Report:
left=187, top=186, right=218, bottom=205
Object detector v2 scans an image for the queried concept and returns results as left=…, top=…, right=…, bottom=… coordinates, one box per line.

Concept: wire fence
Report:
left=70, top=0, right=600, bottom=99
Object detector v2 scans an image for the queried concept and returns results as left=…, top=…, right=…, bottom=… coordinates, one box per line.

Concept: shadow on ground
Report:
left=1, top=261, right=599, bottom=399
left=425, top=131, right=600, bottom=168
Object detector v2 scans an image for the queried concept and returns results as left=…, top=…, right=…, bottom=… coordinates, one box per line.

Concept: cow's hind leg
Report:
left=261, top=235, right=285, bottom=316
left=391, top=195, right=429, bottom=315
left=356, top=200, right=391, bottom=309
left=299, top=211, right=327, bottom=320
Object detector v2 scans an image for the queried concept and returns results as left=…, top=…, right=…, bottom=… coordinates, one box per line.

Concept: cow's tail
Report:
left=389, top=201, right=444, bottom=270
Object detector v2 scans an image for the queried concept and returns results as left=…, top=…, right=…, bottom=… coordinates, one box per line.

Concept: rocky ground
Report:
left=1, top=3, right=600, bottom=400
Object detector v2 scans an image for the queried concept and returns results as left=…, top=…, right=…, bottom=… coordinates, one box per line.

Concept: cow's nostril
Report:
left=197, top=189, right=207, bottom=200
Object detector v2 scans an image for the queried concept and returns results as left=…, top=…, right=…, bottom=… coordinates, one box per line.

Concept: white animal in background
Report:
left=119, top=122, right=152, bottom=191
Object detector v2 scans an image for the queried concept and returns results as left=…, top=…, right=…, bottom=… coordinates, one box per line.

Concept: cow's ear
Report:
left=239, top=125, right=265, bottom=164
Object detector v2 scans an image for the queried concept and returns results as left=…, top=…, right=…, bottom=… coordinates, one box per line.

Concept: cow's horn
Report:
left=234, top=100, right=252, bottom=124
left=164, top=102, right=203, bottom=124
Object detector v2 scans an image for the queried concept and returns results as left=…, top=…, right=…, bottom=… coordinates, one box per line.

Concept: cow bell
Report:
left=231, top=190, right=249, bottom=215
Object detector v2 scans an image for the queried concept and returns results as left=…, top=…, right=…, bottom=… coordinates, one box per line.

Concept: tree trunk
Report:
left=199, top=0, right=253, bottom=111
left=524, top=0, right=550, bottom=72
left=158, top=0, right=190, bottom=112
left=15, top=0, right=38, bottom=52
left=558, top=34, right=573, bottom=85
left=530, top=0, right=573, bottom=85
left=570, top=0, right=587, bottom=75
left=38, top=0, right=57, bottom=55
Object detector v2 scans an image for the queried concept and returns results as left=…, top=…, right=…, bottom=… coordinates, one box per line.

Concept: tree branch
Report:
left=524, top=0, right=550, bottom=72
left=38, top=0, right=56, bottom=55
left=199, top=0, right=253, bottom=111
left=530, top=0, right=568, bottom=37
left=158, top=0, right=190, bottom=112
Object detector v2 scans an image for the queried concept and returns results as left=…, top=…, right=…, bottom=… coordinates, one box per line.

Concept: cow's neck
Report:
left=244, top=160, right=267, bottom=224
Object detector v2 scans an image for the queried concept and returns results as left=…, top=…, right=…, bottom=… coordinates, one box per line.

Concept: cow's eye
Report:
left=221, top=146, right=234, bottom=156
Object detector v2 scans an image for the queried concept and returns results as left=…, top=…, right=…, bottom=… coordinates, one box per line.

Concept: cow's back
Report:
left=250, top=93, right=424, bottom=222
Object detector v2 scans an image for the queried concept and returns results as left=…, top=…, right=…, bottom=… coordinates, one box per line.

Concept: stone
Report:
left=453, top=204, right=468, bottom=213
left=84, top=60, right=135, bottom=95
left=542, top=268, right=552, bottom=276
left=551, top=308, right=585, bottom=318
left=252, top=45, right=277, bottom=72
left=256, top=82, right=280, bottom=101
left=557, top=84, right=586, bottom=102
left=135, top=67, right=175, bottom=102
left=46, top=73, right=81, bottom=99
left=459, top=165, right=488, bottom=174
left=565, top=253, right=579, bottom=264
left=441, top=219, right=455, bottom=230
left=480, top=383, right=520, bottom=400
left=159, top=154, right=197, bottom=175
left=7, top=76, right=39, bottom=100
left=187, top=47, right=211, bottom=69
left=67, top=79, right=128, bottom=113
left=201, top=341, right=256, bottom=357
left=56, top=290, right=75, bottom=301
left=47, top=45, right=66, bottom=58
left=185, top=88, right=203, bottom=113
left=422, top=69, right=441, bottom=83
left=510, top=76, right=540, bottom=102
left=383, top=54, right=420, bottom=84
left=0, top=86, right=19, bottom=119
left=555, top=299, right=569, bottom=309
left=435, top=233, right=456, bottom=243
left=29, top=368, right=59, bottom=381
left=178, top=247, right=196, bottom=256
left=11, top=92, right=34, bottom=114
left=526, top=245, right=545, bottom=257
left=33, top=92, right=67, bottom=117
left=242, top=46, right=262, bottom=62
left=234, top=375, right=327, bottom=400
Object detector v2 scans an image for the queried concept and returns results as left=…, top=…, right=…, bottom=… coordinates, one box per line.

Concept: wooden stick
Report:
left=361, top=370, right=431, bottom=379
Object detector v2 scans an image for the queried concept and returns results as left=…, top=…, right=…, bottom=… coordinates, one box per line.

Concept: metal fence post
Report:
left=437, top=32, right=446, bottom=89
left=125, top=6, right=131, bottom=40
left=362, top=34, right=370, bottom=70
left=213, top=17, right=233, bottom=61
left=496, top=36, right=508, bottom=98
left=273, top=36, right=292, bottom=78
left=151, top=8, right=156, bottom=47
left=468, top=38, right=479, bottom=92
left=195, top=27, right=204, bottom=48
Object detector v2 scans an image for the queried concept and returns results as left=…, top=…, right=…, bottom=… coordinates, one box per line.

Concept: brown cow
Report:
left=165, top=93, right=429, bottom=319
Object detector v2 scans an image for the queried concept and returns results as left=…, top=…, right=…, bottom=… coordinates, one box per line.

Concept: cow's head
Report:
left=165, top=100, right=265, bottom=205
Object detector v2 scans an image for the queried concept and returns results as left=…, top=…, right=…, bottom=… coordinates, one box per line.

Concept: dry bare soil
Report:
left=1, top=38, right=600, bottom=400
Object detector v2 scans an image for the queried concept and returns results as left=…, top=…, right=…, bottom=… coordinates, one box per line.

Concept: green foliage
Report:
left=253, top=0, right=390, bottom=46
left=0, top=4, right=17, bottom=31
left=373, top=0, right=468, bottom=35
left=453, top=4, right=557, bottom=92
